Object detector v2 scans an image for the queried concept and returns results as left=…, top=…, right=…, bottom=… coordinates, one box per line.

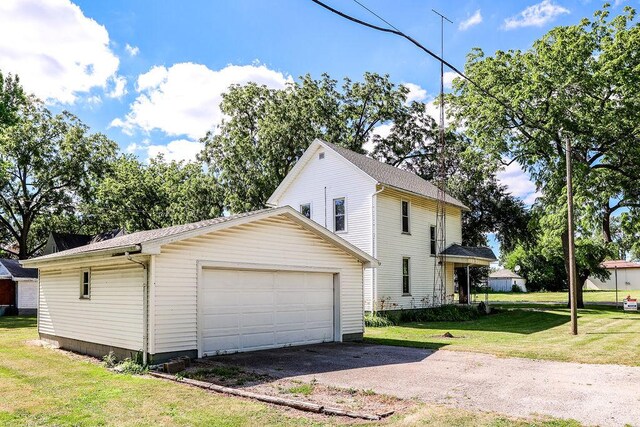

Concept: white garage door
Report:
left=201, top=269, right=335, bottom=355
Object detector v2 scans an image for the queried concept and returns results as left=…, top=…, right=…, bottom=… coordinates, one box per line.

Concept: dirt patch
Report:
left=181, top=360, right=411, bottom=418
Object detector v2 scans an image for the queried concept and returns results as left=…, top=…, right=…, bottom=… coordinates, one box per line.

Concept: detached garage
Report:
left=22, top=207, right=378, bottom=363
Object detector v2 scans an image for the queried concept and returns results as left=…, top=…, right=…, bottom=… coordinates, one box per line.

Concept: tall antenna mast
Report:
left=431, top=9, right=452, bottom=307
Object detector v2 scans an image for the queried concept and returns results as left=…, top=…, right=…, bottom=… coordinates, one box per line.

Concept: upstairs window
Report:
left=334, top=198, right=346, bottom=232
left=80, top=268, right=91, bottom=299
left=402, top=257, right=411, bottom=295
left=300, top=203, right=311, bottom=219
left=401, top=200, right=410, bottom=233
left=430, top=225, right=437, bottom=255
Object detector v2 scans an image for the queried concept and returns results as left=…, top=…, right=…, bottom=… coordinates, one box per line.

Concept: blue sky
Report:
left=0, top=0, right=632, bottom=257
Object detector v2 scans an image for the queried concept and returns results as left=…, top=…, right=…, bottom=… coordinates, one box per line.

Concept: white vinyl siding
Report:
left=152, top=215, right=364, bottom=355
left=373, top=188, right=462, bottom=310
left=38, top=261, right=144, bottom=350
left=16, top=280, right=37, bottom=309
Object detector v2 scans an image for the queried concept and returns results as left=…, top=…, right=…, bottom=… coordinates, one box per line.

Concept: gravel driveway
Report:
left=210, top=343, right=640, bottom=426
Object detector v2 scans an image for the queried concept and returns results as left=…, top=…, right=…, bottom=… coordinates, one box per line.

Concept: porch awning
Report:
left=439, top=244, right=497, bottom=266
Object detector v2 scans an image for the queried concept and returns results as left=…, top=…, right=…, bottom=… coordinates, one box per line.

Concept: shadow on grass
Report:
left=0, top=316, right=36, bottom=329
left=395, top=309, right=570, bottom=335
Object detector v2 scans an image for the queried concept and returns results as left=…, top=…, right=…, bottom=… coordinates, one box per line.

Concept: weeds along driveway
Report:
left=209, top=342, right=640, bottom=427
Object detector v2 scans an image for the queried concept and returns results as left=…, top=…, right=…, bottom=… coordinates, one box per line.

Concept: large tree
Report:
left=81, top=155, right=223, bottom=233
left=450, top=5, right=640, bottom=307
left=200, top=73, right=410, bottom=213
left=0, top=92, right=118, bottom=259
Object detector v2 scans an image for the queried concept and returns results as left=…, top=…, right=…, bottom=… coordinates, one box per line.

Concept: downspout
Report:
left=371, top=185, right=385, bottom=313
left=126, top=253, right=149, bottom=365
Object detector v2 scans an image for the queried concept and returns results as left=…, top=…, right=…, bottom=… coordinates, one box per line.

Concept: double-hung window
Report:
left=80, top=268, right=91, bottom=299
left=401, top=200, right=410, bottom=233
left=430, top=225, right=437, bottom=255
left=334, top=197, right=346, bottom=232
left=402, top=257, right=410, bottom=295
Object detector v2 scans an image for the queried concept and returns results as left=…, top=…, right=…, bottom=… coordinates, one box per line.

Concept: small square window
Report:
left=402, top=257, right=410, bottom=295
left=334, top=198, right=346, bottom=232
left=300, top=203, right=311, bottom=219
left=80, top=269, right=91, bottom=299
left=318, top=152, right=325, bottom=160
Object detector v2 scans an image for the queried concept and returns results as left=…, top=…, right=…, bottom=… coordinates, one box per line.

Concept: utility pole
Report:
left=431, top=9, right=452, bottom=306
left=566, top=139, right=578, bottom=335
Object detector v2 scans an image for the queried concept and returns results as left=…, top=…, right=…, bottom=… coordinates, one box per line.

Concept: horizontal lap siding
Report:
left=153, top=215, right=364, bottom=354
left=375, top=189, right=463, bottom=309
left=38, top=262, right=144, bottom=350
left=275, top=146, right=376, bottom=311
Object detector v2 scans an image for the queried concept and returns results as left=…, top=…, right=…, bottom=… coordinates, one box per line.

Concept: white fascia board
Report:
left=441, top=255, right=495, bottom=266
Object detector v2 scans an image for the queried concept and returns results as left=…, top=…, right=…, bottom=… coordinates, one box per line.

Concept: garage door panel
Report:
left=202, top=269, right=334, bottom=355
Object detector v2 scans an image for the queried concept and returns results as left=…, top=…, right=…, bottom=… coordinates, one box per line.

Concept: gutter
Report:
left=20, top=245, right=142, bottom=268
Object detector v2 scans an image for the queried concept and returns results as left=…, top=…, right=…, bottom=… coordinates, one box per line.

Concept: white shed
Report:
left=22, top=207, right=378, bottom=363
left=488, top=269, right=527, bottom=292
left=585, top=260, right=640, bottom=291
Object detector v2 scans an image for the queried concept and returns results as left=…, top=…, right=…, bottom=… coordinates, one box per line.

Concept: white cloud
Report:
left=403, top=83, right=428, bottom=103
left=443, top=71, right=459, bottom=89
left=503, top=0, right=569, bottom=30
left=125, top=44, right=139, bottom=57
left=112, top=62, right=291, bottom=139
left=0, top=0, right=121, bottom=104
left=497, top=161, right=540, bottom=205
left=364, top=123, right=393, bottom=154
left=126, top=139, right=204, bottom=163
left=108, top=75, right=127, bottom=98
left=459, top=10, right=483, bottom=31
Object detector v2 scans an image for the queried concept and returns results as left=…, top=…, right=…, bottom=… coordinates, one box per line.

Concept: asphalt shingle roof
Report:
left=0, top=259, right=38, bottom=279
left=440, top=244, right=497, bottom=261
left=489, top=268, right=522, bottom=279
left=32, top=209, right=274, bottom=262
left=320, top=140, right=468, bottom=209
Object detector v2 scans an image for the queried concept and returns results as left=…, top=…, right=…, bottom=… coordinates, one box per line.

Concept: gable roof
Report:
left=489, top=268, right=522, bottom=279
left=48, top=229, right=126, bottom=254
left=268, top=139, right=468, bottom=210
left=22, top=207, right=379, bottom=268
left=601, top=260, right=640, bottom=269
left=440, top=244, right=497, bottom=261
left=0, top=259, right=38, bottom=279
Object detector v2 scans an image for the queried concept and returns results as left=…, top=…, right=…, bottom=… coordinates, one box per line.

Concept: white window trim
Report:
left=401, top=199, right=411, bottom=234
left=299, top=202, right=312, bottom=219
left=402, top=256, right=411, bottom=296
left=333, top=196, right=347, bottom=233
left=80, top=268, right=91, bottom=299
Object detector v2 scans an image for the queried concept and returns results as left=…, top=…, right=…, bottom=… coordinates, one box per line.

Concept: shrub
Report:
left=113, top=358, right=147, bottom=375
left=102, top=351, right=118, bottom=368
left=511, top=284, right=523, bottom=293
left=398, top=304, right=486, bottom=323
left=364, top=313, right=396, bottom=327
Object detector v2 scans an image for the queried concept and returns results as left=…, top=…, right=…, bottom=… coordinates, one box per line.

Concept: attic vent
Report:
left=319, top=152, right=325, bottom=160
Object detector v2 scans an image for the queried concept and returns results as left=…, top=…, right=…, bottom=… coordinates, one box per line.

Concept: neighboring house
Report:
left=43, top=229, right=125, bottom=255
left=22, top=207, right=378, bottom=362
left=0, top=259, right=38, bottom=315
left=488, top=269, right=527, bottom=292
left=585, top=260, right=640, bottom=291
left=268, top=139, right=496, bottom=311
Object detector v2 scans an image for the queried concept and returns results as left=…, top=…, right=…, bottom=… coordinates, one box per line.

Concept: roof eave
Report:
left=380, top=184, right=469, bottom=211
left=20, top=245, right=142, bottom=268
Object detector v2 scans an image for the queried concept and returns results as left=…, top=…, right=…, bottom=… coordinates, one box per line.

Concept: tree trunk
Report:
left=602, top=206, right=612, bottom=243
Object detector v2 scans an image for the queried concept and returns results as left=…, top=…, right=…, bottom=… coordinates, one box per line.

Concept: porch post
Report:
left=466, top=265, right=471, bottom=305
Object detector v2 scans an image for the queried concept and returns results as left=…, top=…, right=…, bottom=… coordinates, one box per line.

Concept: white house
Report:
left=586, top=260, right=640, bottom=291
left=268, top=139, right=496, bottom=311
left=488, top=269, right=527, bottom=292
left=22, top=207, right=378, bottom=363
left=0, top=258, right=38, bottom=315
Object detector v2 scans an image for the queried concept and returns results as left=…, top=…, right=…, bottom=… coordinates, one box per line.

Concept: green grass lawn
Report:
left=365, top=305, right=640, bottom=366
left=0, top=316, right=580, bottom=426
left=466, top=290, right=631, bottom=304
